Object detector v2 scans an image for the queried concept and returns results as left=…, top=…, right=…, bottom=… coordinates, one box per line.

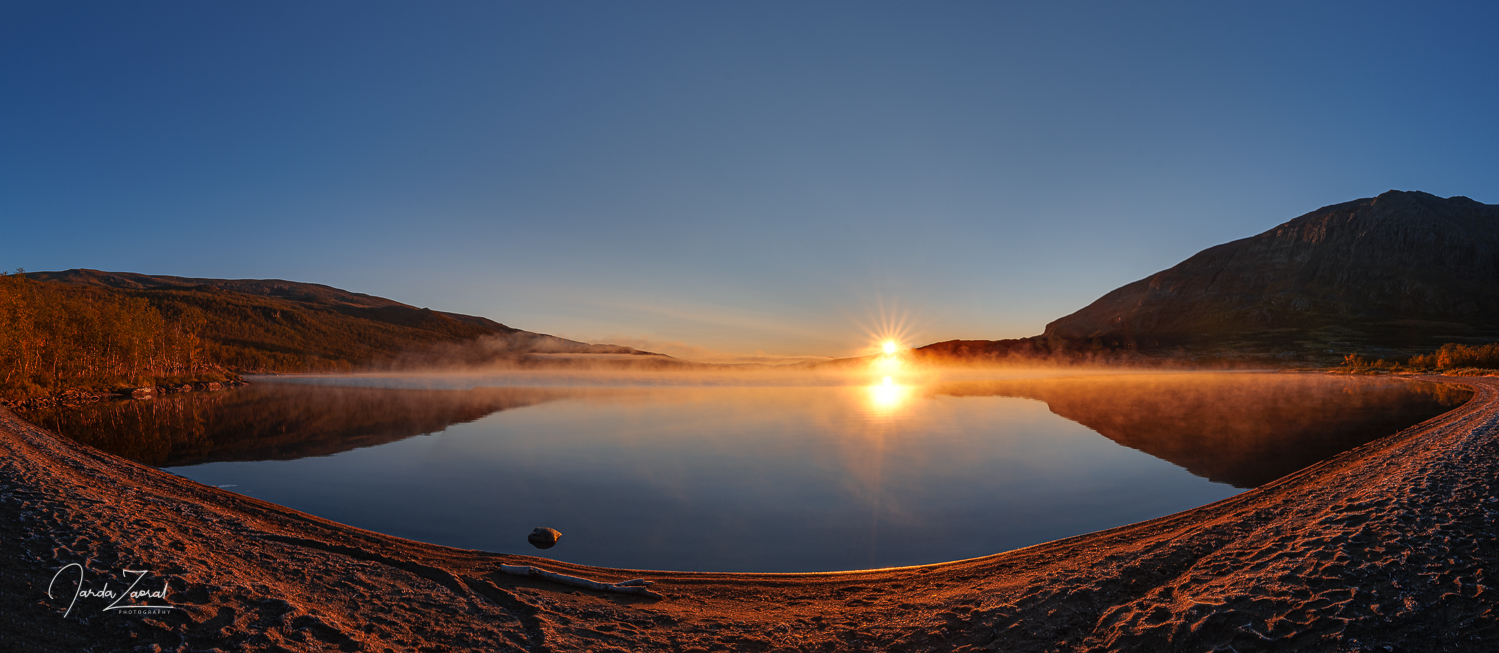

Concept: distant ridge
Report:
left=25, top=269, right=663, bottom=371
left=29, top=268, right=520, bottom=334
left=919, top=191, right=1499, bottom=363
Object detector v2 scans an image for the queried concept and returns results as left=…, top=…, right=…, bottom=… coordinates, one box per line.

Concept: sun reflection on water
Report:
left=868, top=375, right=911, bottom=415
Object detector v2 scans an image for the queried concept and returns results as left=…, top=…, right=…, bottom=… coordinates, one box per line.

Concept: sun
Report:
left=856, top=296, right=916, bottom=360
left=873, top=338, right=904, bottom=373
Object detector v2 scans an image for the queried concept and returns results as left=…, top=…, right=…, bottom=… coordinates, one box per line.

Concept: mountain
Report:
left=23, top=269, right=660, bottom=372
left=921, top=191, right=1499, bottom=363
left=29, top=268, right=520, bottom=335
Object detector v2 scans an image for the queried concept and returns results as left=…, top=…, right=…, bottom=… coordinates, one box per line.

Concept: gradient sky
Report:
left=3, top=2, right=1497, bottom=361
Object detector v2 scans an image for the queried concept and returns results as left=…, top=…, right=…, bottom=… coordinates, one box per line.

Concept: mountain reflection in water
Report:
left=928, top=374, right=1469, bottom=488
left=23, top=384, right=572, bottom=467
left=28, top=373, right=1468, bottom=485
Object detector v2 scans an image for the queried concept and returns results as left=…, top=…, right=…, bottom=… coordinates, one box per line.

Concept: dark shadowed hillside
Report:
left=916, top=191, right=1499, bottom=364
left=19, top=269, right=659, bottom=375
left=1043, top=191, right=1499, bottom=359
left=29, top=268, right=523, bottom=346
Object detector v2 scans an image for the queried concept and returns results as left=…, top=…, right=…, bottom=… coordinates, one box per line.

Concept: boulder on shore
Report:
left=528, top=527, right=561, bottom=549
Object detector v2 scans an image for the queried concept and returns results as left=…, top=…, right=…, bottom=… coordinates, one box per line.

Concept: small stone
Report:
left=528, top=527, right=561, bottom=549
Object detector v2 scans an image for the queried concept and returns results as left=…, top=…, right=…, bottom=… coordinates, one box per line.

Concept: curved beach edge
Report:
left=3, top=377, right=1497, bottom=652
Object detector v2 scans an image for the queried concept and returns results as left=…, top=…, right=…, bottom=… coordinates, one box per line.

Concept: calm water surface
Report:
left=26, top=372, right=1467, bottom=572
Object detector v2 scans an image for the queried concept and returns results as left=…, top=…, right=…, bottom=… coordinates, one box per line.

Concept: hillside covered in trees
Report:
left=0, top=271, right=224, bottom=397
left=1342, top=343, right=1499, bottom=375
left=0, top=269, right=653, bottom=398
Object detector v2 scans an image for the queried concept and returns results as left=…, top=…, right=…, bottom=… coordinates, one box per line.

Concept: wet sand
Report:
left=3, top=376, right=1497, bottom=652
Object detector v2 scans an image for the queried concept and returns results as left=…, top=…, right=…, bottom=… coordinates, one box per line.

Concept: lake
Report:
left=23, top=371, right=1468, bottom=572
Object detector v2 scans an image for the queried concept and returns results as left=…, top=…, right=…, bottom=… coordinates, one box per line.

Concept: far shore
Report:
left=3, top=376, right=1497, bottom=651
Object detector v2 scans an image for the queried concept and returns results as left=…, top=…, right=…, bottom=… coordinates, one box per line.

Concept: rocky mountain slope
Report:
left=1043, top=190, right=1499, bottom=359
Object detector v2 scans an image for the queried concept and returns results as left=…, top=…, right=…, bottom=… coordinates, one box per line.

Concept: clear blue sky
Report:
left=4, top=2, right=1496, bottom=361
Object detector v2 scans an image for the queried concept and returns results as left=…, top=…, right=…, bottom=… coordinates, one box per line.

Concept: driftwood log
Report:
left=498, top=564, right=664, bottom=599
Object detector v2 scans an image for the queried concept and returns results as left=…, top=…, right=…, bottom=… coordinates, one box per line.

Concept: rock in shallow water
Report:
left=528, top=527, right=561, bottom=549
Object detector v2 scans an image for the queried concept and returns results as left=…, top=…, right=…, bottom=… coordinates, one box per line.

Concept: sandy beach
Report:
left=3, top=376, right=1497, bottom=652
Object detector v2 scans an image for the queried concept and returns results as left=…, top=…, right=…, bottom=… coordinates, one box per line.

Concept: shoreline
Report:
left=0, top=378, right=249, bottom=411
left=3, top=377, right=1497, bottom=651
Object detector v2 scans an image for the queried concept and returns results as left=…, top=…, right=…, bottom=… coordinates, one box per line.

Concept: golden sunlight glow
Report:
left=858, top=298, right=915, bottom=361
left=867, top=375, right=911, bottom=414
left=872, top=337, right=905, bottom=374
left=860, top=307, right=917, bottom=415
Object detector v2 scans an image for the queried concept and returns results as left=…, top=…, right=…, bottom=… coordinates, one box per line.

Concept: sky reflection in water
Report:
left=27, top=372, right=1466, bottom=572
